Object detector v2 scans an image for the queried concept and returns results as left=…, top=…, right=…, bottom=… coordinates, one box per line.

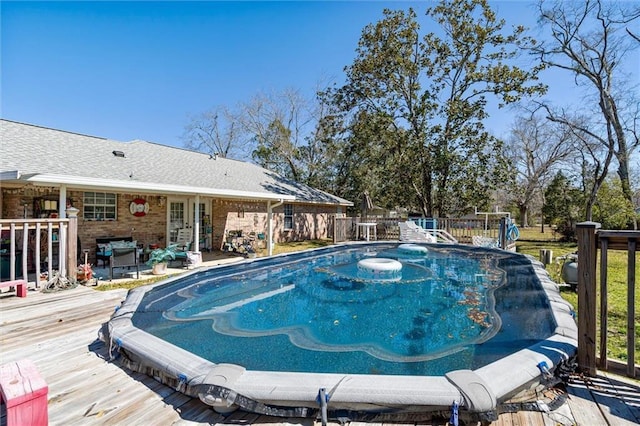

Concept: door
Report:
left=167, top=198, right=210, bottom=249
left=168, top=200, right=187, bottom=245
left=192, top=201, right=211, bottom=251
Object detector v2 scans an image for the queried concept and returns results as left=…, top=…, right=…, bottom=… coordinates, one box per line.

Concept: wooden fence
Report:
left=331, top=216, right=502, bottom=244
left=576, top=222, right=639, bottom=378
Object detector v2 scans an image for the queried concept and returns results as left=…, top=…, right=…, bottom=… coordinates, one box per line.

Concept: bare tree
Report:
left=182, top=81, right=340, bottom=190
left=505, top=109, right=575, bottom=227
left=236, top=87, right=342, bottom=186
left=534, top=0, right=640, bottom=227
left=182, top=106, right=251, bottom=160
left=236, top=89, right=312, bottom=181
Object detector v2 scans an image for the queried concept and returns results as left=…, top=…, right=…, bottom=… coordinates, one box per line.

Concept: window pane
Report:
left=284, top=204, right=293, bottom=229
left=83, top=191, right=117, bottom=221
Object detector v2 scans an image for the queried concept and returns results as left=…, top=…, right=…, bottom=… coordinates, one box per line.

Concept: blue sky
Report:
left=0, top=1, right=622, bottom=149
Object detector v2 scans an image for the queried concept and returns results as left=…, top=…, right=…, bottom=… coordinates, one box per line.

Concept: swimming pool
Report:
left=101, top=242, right=577, bottom=422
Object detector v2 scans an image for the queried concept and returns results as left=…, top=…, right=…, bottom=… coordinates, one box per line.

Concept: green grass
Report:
left=263, top=239, right=333, bottom=256
left=94, top=274, right=174, bottom=291
left=516, top=226, right=639, bottom=365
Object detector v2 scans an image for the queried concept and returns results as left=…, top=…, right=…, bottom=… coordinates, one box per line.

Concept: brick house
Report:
left=0, top=119, right=352, bottom=264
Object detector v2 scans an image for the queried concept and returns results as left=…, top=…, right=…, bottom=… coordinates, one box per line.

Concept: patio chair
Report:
left=175, top=228, right=193, bottom=251
left=109, top=247, right=140, bottom=280
left=172, top=228, right=193, bottom=267
left=398, top=221, right=437, bottom=243
left=406, top=221, right=458, bottom=244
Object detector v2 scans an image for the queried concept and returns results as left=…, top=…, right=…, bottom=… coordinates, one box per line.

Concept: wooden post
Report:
left=499, top=217, right=507, bottom=249
left=598, top=237, right=608, bottom=371
left=332, top=215, right=337, bottom=243
left=576, top=221, right=600, bottom=376
left=66, top=207, right=79, bottom=282
left=21, top=222, right=28, bottom=282
left=627, top=238, right=637, bottom=378
left=47, top=222, right=53, bottom=279
left=35, top=222, right=42, bottom=288
left=10, top=223, right=16, bottom=280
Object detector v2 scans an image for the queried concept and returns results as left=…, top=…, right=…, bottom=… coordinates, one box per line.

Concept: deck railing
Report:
left=576, top=222, right=639, bottom=378
left=331, top=216, right=503, bottom=244
left=0, top=211, right=78, bottom=286
left=331, top=217, right=402, bottom=242
left=411, top=217, right=502, bottom=244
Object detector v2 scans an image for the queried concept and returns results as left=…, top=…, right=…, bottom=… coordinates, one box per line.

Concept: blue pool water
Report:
left=132, top=243, right=556, bottom=376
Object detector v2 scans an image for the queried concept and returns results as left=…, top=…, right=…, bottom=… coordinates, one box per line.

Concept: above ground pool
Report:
left=101, top=242, right=577, bottom=423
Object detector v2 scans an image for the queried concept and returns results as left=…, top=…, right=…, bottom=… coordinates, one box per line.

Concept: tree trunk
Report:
left=617, top=163, right=638, bottom=230
left=421, top=151, right=433, bottom=217
left=519, top=204, right=529, bottom=228
left=584, top=199, right=594, bottom=222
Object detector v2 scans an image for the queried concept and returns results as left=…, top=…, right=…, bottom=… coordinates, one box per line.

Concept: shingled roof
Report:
left=0, top=119, right=352, bottom=206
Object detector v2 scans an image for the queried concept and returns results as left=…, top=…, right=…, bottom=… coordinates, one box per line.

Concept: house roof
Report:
left=0, top=119, right=352, bottom=206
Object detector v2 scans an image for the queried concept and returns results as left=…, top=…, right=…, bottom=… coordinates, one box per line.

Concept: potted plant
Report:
left=146, top=244, right=178, bottom=275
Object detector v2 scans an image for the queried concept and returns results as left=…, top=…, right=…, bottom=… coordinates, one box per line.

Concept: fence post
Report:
left=333, top=215, right=338, bottom=243
left=499, top=217, right=507, bottom=249
left=66, top=207, right=79, bottom=282
left=598, top=237, right=609, bottom=371
left=576, top=221, right=600, bottom=376
left=627, top=238, right=637, bottom=378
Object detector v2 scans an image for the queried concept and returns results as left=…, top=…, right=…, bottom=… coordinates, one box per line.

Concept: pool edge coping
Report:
left=101, top=242, right=578, bottom=417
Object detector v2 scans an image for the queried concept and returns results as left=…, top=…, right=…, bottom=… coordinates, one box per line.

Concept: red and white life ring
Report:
left=129, top=198, right=149, bottom=217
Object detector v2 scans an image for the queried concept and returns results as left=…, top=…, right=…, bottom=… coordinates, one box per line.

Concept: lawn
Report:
left=516, top=226, right=639, bottom=365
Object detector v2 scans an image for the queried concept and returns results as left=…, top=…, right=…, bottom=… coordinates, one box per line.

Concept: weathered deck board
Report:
left=1, top=285, right=637, bottom=425
left=570, top=374, right=640, bottom=425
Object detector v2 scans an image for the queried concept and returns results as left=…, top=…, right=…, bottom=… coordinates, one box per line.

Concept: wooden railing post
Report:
left=21, top=222, right=29, bottom=282
left=66, top=207, right=79, bottom=282
left=9, top=223, right=16, bottom=280
left=598, top=236, right=609, bottom=371
left=627, top=238, right=637, bottom=377
left=576, top=221, right=600, bottom=376
left=499, top=217, right=507, bottom=249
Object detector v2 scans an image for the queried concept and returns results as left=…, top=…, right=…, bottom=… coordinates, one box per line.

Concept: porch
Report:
left=0, top=215, right=247, bottom=287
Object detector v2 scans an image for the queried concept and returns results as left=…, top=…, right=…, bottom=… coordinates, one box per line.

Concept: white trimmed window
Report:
left=284, top=204, right=294, bottom=230
left=83, top=192, right=117, bottom=220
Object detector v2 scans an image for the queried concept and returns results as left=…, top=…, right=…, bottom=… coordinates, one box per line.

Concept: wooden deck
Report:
left=1, top=285, right=639, bottom=426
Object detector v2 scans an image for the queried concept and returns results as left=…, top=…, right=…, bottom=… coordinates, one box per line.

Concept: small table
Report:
left=357, top=222, right=377, bottom=241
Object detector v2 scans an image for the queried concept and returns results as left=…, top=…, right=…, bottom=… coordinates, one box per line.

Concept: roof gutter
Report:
left=0, top=170, right=20, bottom=180
left=16, top=173, right=296, bottom=202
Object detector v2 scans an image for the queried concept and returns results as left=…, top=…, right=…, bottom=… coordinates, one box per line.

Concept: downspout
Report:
left=267, top=199, right=285, bottom=256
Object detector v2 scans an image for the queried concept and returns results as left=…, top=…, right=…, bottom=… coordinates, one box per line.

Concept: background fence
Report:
left=331, top=216, right=502, bottom=244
